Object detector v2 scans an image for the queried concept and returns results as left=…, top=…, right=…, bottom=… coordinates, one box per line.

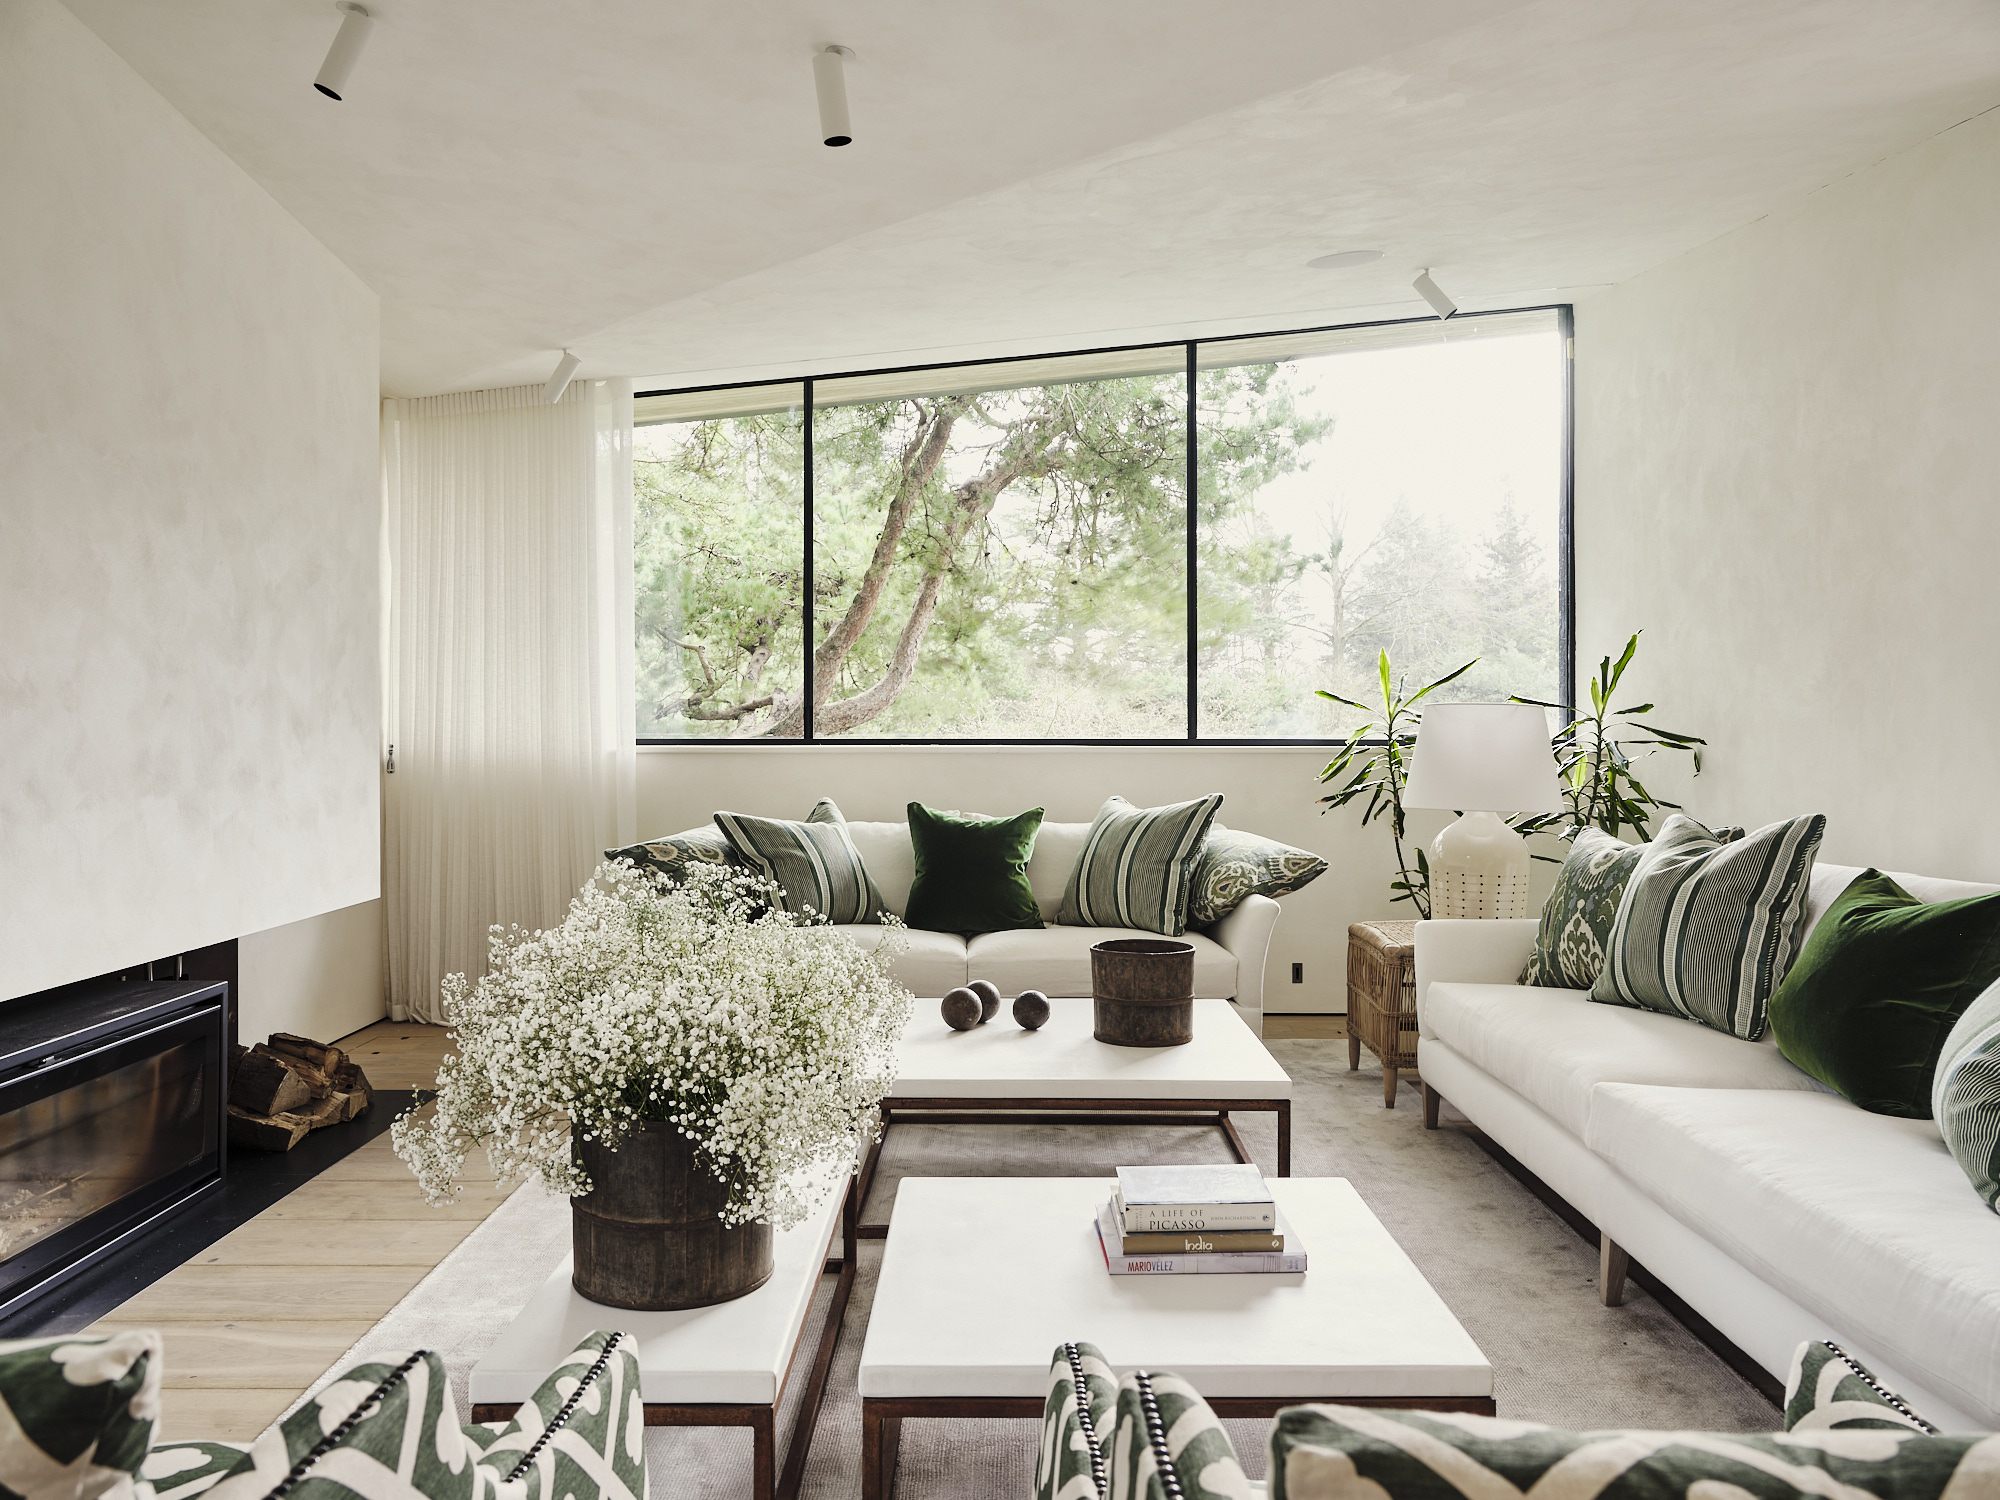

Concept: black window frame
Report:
left=635, top=303, right=1574, bottom=747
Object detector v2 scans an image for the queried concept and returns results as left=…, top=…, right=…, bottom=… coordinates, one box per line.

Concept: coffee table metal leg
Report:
left=861, top=1401, right=885, bottom=1500
left=750, top=1406, right=775, bottom=1500
left=1277, top=1100, right=1291, bottom=1176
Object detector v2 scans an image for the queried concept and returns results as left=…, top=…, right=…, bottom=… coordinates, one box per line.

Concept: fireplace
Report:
left=0, top=978, right=228, bottom=1319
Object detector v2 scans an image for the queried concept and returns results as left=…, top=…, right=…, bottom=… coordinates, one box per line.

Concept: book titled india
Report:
left=1095, top=1198, right=1305, bottom=1276
left=1121, top=1224, right=1284, bottom=1254
left=1114, top=1164, right=1276, bottom=1232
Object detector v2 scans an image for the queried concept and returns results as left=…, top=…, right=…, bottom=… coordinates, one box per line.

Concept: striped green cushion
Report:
left=1107, top=1369, right=1245, bottom=1500
left=1058, top=795, right=1224, bottom=937
left=1784, top=1340, right=1936, bottom=1434
left=1032, top=1341, right=1117, bottom=1500
left=1185, top=824, right=1326, bottom=928
left=1933, top=977, right=2000, bottom=1211
left=713, top=798, right=887, bottom=924
left=1590, top=813, right=1825, bottom=1040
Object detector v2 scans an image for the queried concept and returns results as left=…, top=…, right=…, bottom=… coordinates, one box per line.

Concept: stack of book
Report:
left=1096, top=1163, right=1307, bottom=1276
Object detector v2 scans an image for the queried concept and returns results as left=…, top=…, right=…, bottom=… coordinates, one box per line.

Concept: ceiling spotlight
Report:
left=813, top=45, right=855, bottom=147
left=543, top=350, right=581, bottom=404
left=1413, top=268, right=1457, bottom=320
left=1307, top=250, right=1384, bottom=270
left=314, top=1, right=374, bottom=101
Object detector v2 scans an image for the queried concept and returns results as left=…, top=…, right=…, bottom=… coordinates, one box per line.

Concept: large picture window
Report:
left=633, top=306, right=1569, bottom=743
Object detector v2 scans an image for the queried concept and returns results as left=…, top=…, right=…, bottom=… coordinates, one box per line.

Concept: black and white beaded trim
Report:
left=1821, top=1342, right=1937, bottom=1434
left=264, top=1350, right=429, bottom=1500
left=1133, top=1371, right=1185, bottom=1500
left=503, top=1332, right=627, bottom=1481
left=1062, top=1342, right=1109, bottom=1499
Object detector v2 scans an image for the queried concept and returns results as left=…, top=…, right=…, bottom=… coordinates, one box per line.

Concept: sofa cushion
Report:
left=604, top=824, right=743, bottom=882
left=1784, top=1340, right=1937, bottom=1434
left=828, top=925, right=967, bottom=996
left=846, top=821, right=917, bottom=918
left=966, top=925, right=1236, bottom=1000
left=1027, top=822, right=1092, bottom=923
left=1584, top=1084, right=2000, bottom=1424
left=1518, top=829, right=1644, bottom=990
left=1423, top=982, right=1822, bottom=1137
left=1185, top=823, right=1327, bottom=928
left=1935, top=978, right=2000, bottom=1212
left=1032, top=1341, right=1116, bottom=1500
left=1801, top=862, right=2000, bottom=941
left=0, top=1330, right=160, bottom=1500
left=714, top=799, right=888, bottom=924
left=1059, top=794, right=1224, bottom=937
left=905, top=802, right=1045, bottom=935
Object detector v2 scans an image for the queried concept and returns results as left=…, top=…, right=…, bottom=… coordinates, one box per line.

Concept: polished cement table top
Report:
left=890, top=997, right=1291, bottom=1101
left=856, top=1176, right=1491, bottom=1400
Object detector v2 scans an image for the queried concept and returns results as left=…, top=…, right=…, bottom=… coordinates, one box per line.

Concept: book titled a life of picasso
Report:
left=1096, top=1198, right=1306, bottom=1276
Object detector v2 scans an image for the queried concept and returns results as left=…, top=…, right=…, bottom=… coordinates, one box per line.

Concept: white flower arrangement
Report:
left=392, top=860, right=913, bottom=1229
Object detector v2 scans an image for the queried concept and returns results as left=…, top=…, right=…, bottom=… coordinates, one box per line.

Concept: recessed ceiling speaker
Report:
left=1307, top=250, right=1384, bottom=270
left=314, top=1, right=374, bottom=101
left=544, top=350, right=582, bottom=404
left=814, top=45, right=855, bottom=146
left=1413, top=268, right=1458, bottom=320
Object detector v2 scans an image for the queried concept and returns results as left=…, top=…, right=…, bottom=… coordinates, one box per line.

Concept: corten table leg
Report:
left=751, top=1407, right=775, bottom=1500
left=862, top=1401, right=885, bottom=1500
left=1277, top=1100, right=1291, bottom=1176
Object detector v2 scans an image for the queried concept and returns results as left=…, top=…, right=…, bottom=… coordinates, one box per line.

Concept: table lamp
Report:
left=1401, top=703, right=1565, bottom=919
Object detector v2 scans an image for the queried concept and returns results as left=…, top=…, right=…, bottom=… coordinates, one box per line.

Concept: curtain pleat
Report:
left=381, top=380, right=635, bottom=1022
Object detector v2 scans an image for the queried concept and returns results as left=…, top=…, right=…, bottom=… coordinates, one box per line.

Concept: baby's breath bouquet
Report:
left=393, top=860, right=913, bottom=1230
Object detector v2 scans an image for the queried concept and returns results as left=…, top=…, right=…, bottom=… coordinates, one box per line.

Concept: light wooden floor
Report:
left=1263, top=1013, right=1348, bottom=1039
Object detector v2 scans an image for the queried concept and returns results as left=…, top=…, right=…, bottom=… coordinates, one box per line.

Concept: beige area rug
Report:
left=291, top=1041, right=1778, bottom=1497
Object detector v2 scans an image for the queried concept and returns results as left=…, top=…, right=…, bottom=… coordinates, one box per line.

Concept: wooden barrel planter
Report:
left=571, top=1121, right=773, bottom=1310
left=1091, top=937, right=1196, bottom=1047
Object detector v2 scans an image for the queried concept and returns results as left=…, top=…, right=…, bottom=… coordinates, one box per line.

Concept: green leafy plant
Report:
left=1316, top=650, right=1478, bottom=919
left=1510, top=632, right=1705, bottom=853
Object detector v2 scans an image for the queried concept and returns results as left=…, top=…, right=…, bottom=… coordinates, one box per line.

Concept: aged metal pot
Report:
left=1091, top=937, right=1197, bottom=1047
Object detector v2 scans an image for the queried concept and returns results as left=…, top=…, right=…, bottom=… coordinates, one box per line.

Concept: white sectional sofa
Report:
left=834, top=816, right=1281, bottom=1034
left=1414, top=860, right=2000, bottom=1431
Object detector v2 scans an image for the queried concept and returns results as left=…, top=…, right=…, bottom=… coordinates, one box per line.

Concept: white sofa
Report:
left=1413, top=859, right=2000, bottom=1431
left=827, top=817, right=1281, bottom=1034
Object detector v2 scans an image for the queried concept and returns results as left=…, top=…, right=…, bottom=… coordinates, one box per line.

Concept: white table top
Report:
left=891, top=998, right=1290, bottom=1101
left=856, top=1177, right=1491, bottom=1400
left=468, top=1167, right=848, bottom=1407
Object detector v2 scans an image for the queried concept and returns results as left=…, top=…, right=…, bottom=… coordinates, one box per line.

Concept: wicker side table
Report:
left=1347, top=921, right=1419, bottom=1108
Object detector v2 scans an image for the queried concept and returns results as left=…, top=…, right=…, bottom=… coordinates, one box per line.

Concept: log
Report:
left=229, top=1050, right=314, bottom=1116
left=297, top=1092, right=349, bottom=1131
left=228, top=1105, right=310, bottom=1152
left=249, top=1044, right=332, bottom=1099
left=265, top=1033, right=348, bottom=1077
left=331, top=1060, right=373, bottom=1116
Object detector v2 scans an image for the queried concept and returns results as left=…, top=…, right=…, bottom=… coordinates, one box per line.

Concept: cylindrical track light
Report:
left=314, top=1, right=374, bottom=101
left=1413, top=268, right=1458, bottom=320
left=813, top=46, right=855, bottom=147
left=544, top=350, right=582, bottom=404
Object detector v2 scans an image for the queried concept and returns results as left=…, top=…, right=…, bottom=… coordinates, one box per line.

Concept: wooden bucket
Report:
left=1091, top=938, right=1196, bottom=1047
left=571, top=1122, right=773, bottom=1310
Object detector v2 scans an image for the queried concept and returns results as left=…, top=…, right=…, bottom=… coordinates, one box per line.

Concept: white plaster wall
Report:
left=0, top=0, right=383, bottom=1000
left=635, top=745, right=1547, bottom=1013
left=238, top=899, right=385, bottom=1045
left=1574, top=109, right=2000, bottom=882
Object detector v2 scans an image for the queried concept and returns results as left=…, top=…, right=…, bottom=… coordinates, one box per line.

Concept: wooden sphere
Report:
left=967, top=978, right=1002, bottom=1022
left=1012, top=990, right=1051, bottom=1030
left=941, top=988, right=983, bottom=1031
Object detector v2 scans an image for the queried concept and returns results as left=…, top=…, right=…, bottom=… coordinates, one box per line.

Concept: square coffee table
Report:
left=860, top=997, right=1291, bottom=1236
left=469, top=1173, right=856, bottom=1500
left=856, top=1176, right=1493, bottom=1500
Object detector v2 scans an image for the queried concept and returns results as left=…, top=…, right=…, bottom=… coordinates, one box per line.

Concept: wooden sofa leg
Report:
left=1600, top=1236, right=1630, bottom=1307
left=1421, top=1082, right=1441, bottom=1129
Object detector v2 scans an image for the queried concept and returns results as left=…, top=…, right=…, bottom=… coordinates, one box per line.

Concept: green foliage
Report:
left=1315, top=651, right=1478, bottom=918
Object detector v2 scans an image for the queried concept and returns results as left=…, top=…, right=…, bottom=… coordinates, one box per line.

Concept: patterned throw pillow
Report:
left=1266, top=1402, right=1990, bottom=1500
left=0, top=1331, right=160, bottom=1500
left=1058, top=795, right=1224, bottom=938
left=1933, top=977, right=2000, bottom=1212
left=1518, top=830, right=1645, bottom=989
left=604, top=825, right=743, bottom=882
left=713, top=799, right=888, bottom=924
left=1185, top=824, right=1327, bottom=928
left=1591, top=813, right=1826, bottom=1040
left=1784, top=1340, right=1937, bottom=1434
left=138, top=1443, right=248, bottom=1500
left=1107, top=1369, right=1247, bottom=1500
left=1032, top=1341, right=1117, bottom=1500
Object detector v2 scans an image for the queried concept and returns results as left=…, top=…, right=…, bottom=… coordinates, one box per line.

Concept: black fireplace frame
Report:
left=0, top=979, right=230, bottom=1320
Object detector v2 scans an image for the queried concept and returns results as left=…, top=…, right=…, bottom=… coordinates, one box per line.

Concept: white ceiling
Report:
left=64, top=0, right=2000, bottom=397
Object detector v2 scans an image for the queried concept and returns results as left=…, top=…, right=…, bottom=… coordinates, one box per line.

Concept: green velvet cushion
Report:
left=904, top=802, right=1045, bottom=935
left=1768, top=870, right=2000, bottom=1118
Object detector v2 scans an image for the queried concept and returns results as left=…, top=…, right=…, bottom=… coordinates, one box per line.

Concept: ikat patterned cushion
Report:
left=1783, top=1340, right=1936, bottom=1435
left=1267, top=1402, right=1995, bottom=1500
left=605, top=824, right=744, bottom=882
left=1107, top=1369, right=1248, bottom=1500
left=1185, top=824, right=1327, bottom=929
left=0, top=1331, right=160, bottom=1500
left=137, top=1442, right=246, bottom=1500
left=1518, top=829, right=1645, bottom=989
left=1033, top=1341, right=1117, bottom=1500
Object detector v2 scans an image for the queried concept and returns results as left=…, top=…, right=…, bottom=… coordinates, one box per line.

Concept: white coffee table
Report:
left=855, top=1176, right=1493, bottom=1500
left=468, top=1173, right=856, bottom=1500
left=861, top=998, right=1292, bottom=1236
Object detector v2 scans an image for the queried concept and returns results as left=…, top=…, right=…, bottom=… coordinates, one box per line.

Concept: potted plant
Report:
left=393, top=861, right=912, bottom=1310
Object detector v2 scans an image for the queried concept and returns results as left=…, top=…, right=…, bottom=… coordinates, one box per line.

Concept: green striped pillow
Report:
left=1058, top=795, right=1223, bottom=937
left=1107, top=1369, right=1245, bottom=1500
left=1933, top=977, right=2000, bottom=1211
left=1590, top=813, right=1825, bottom=1040
left=713, top=798, right=888, bottom=925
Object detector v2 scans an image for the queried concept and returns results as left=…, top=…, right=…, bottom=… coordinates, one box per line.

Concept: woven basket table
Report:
left=1347, top=920, right=1419, bottom=1108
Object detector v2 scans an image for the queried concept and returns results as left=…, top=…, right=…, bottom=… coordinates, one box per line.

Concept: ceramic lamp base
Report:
left=1429, top=810, right=1532, bottom=920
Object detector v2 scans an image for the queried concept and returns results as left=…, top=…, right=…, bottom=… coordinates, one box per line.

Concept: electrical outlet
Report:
left=1290, top=962, right=1304, bottom=984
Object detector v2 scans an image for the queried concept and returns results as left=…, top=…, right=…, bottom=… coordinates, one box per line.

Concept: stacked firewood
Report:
left=227, top=1033, right=376, bottom=1151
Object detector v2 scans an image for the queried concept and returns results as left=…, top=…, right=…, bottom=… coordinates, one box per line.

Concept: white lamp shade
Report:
left=1402, top=703, right=1564, bottom=814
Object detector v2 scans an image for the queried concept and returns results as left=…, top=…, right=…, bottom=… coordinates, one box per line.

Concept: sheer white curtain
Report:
left=381, top=379, right=636, bottom=1022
